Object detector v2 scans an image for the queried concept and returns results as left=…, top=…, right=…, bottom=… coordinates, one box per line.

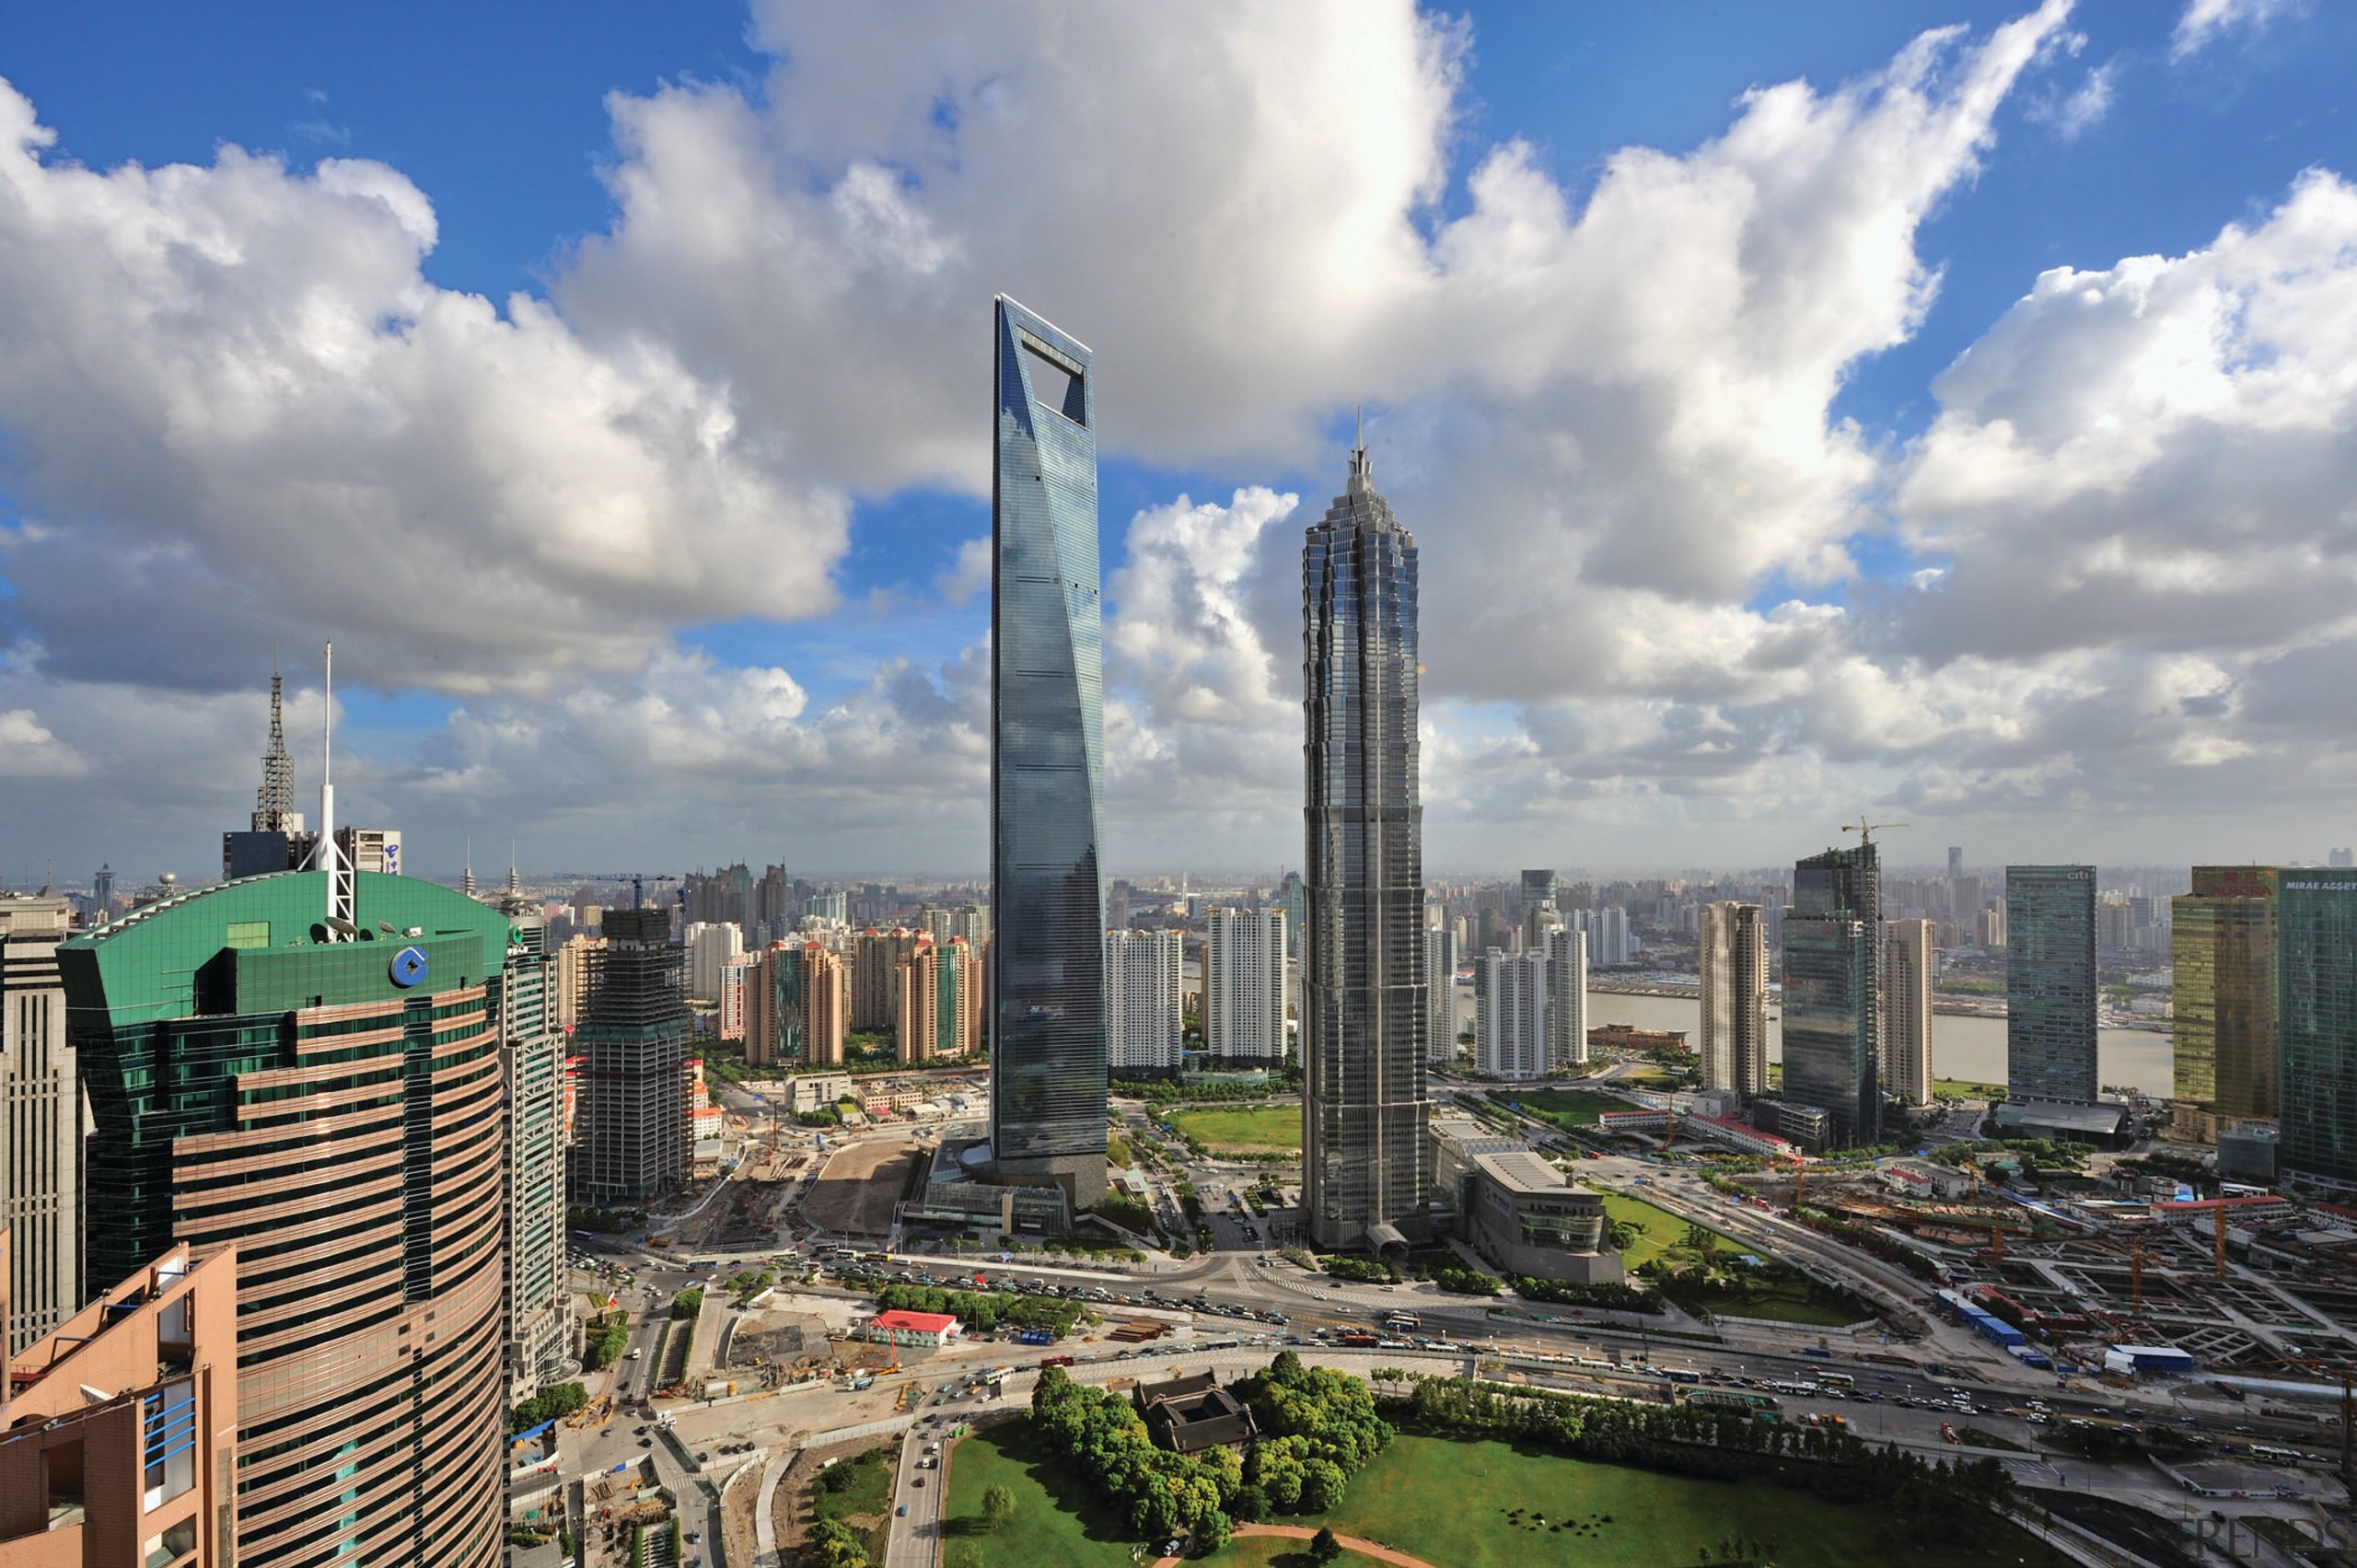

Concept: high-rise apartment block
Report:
left=575, top=906, right=691, bottom=1204
left=851, top=927, right=921, bottom=1031
left=990, top=297, right=1109, bottom=1202
left=0, top=892, right=76, bottom=1353
left=1424, top=924, right=1460, bottom=1064
left=1105, top=928, right=1183, bottom=1074
left=2172, top=865, right=2277, bottom=1140
left=688, top=920, right=745, bottom=1004
left=1517, top=869, right=1558, bottom=923
left=2275, top=869, right=2357, bottom=1193
left=1698, top=901, right=1767, bottom=1099
left=1782, top=843, right=1881, bottom=1146
left=495, top=897, right=571, bottom=1395
left=1885, top=918, right=1935, bottom=1108
left=1476, top=948, right=1548, bottom=1079
left=1542, top=923, right=1588, bottom=1071
left=554, top=931, right=602, bottom=1030
left=2006, top=865, right=2098, bottom=1105
left=64, top=872, right=515, bottom=1564
left=897, top=935, right=981, bottom=1063
left=1206, top=907, right=1287, bottom=1063
left=0, top=1239, right=239, bottom=1565
left=1302, top=435, right=1430, bottom=1249
left=744, top=940, right=849, bottom=1068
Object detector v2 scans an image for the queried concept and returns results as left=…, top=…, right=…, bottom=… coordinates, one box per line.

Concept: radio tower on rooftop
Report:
left=254, top=661, right=297, bottom=833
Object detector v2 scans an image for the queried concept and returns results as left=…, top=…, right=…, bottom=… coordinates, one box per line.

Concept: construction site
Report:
left=1780, top=1159, right=2357, bottom=1439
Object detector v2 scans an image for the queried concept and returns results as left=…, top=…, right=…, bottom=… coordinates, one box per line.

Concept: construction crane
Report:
left=1840, top=815, right=1910, bottom=845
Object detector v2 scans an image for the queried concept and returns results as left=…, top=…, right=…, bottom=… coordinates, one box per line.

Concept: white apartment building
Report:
left=1106, top=928, right=1184, bottom=1072
left=1424, top=925, right=1460, bottom=1063
left=1204, top=908, right=1287, bottom=1063
left=1476, top=948, right=1549, bottom=1080
left=1541, top=924, right=1588, bottom=1070
left=686, top=920, right=745, bottom=1005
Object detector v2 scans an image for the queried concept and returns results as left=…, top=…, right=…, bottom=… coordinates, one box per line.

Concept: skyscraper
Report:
left=1885, top=918, right=1935, bottom=1108
left=1698, top=901, right=1767, bottom=1099
left=990, top=296, right=1109, bottom=1202
left=1277, top=871, right=1307, bottom=958
left=0, top=892, right=75, bottom=1351
left=1542, top=923, right=1589, bottom=1072
left=1947, top=845, right=1964, bottom=880
left=65, top=872, right=513, bottom=1564
left=2006, top=865, right=2098, bottom=1104
left=1782, top=844, right=1881, bottom=1145
left=1476, top=948, right=1547, bottom=1080
left=2172, top=866, right=2277, bottom=1139
left=1517, top=868, right=1559, bottom=924
left=1423, top=924, right=1460, bottom=1064
left=494, top=890, right=571, bottom=1395
left=2274, top=869, right=2357, bottom=1192
left=1206, top=907, right=1287, bottom=1063
left=1105, top=928, right=1182, bottom=1074
left=852, top=926, right=923, bottom=1030
left=575, top=906, right=691, bottom=1203
left=1302, top=433, right=1430, bottom=1250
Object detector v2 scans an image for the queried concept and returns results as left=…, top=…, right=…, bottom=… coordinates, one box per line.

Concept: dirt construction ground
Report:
left=802, top=1142, right=917, bottom=1236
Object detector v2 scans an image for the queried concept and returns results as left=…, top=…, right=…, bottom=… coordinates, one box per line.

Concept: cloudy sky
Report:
left=4, top=0, right=2355, bottom=885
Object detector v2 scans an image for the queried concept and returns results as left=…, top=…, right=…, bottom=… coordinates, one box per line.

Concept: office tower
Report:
left=2172, top=867, right=2277, bottom=1139
left=575, top=906, right=691, bottom=1203
left=1947, top=845, right=1964, bottom=880
left=2275, top=868, right=2357, bottom=1192
left=334, top=825, right=402, bottom=877
left=1476, top=949, right=1548, bottom=1079
left=688, top=920, right=746, bottom=1004
left=1698, top=901, right=1767, bottom=1099
left=0, top=1239, right=238, bottom=1564
left=1206, top=907, right=1287, bottom=1063
left=65, top=872, right=517, bottom=1564
left=990, top=296, right=1109, bottom=1202
left=1105, top=928, right=1182, bottom=1074
left=2006, top=865, right=2098, bottom=1104
left=554, top=931, right=602, bottom=1030
left=1543, top=923, right=1589, bottom=1071
left=1424, top=925, right=1460, bottom=1064
left=807, top=889, right=848, bottom=926
left=851, top=927, right=921, bottom=1031
left=1278, top=871, right=1307, bottom=958
left=497, top=900, right=571, bottom=1394
left=91, top=862, right=115, bottom=923
left=2332, top=848, right=2354, bottom=869
left=1302, top=432, right=1431, bottom=1249
left=0, top=893, right=75, bottom=1351
left=1886, top=918, right=1935, bottom=1108
left=222, top=667, right=311, bottom=879
left=1782, top=843, right=1881, bottom=1145
left=1517, top=868, right=1559, bottom=923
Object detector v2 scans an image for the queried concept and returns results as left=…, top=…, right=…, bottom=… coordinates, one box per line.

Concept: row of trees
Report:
left=1788, top=1208, right=1941, bottom=1283
left=1232, top=1353, right=1393, bottom=1516
left=1375, top=1374, right=2018, bottom=1554
left=580, top=1312, right=630, bottom=1371
left=1429, top=1265, right=1501, bottom=1296
left=869, top=1281, right=1084, bottom=1334
left=1512, top=1275, right=1665, bottom=1314
left=506, top=1380, right=586, bottom=1434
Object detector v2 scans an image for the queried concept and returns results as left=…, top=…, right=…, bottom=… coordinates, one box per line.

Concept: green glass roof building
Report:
left=2276, top=869, right=2357, bottom=1194
left=63, top=869, right=514, bottom=1567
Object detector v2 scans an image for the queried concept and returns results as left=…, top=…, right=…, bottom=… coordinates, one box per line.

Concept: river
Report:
left=1581, top=991, right=2173, bottom=1097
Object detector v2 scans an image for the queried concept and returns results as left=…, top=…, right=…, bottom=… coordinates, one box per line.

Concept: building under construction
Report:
left=574, top=907, right=691, bottom=1203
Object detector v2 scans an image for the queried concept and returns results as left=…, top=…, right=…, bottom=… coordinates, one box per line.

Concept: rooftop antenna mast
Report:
left=316, top=642, right=354, bottom=940
left=255, top=645, right=296, bottom=832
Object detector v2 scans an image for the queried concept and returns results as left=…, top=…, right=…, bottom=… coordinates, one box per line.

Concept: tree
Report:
left=1309, top=1526, right=1342, bottom=1565
left=982, top=1483, right=1016, bottom=1532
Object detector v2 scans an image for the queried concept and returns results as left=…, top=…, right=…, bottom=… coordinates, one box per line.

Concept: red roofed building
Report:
left=867, top=1309, right=961, bottom=1346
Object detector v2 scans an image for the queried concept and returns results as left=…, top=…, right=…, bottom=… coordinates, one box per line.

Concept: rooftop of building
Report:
left=871, top=1309, right=958, bottom=1333
left=1472, top=1150, right=1585, bottom=1197
left=1991, top=1099, right=2131, bottom=1134
left=1135, top=1372, right=1258, bottom=1454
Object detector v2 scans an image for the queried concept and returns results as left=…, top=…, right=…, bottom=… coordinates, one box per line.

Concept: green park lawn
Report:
left=953, top=1423, right=2069, bottom=1568
left=1933, top=1078, right=2007, bottom=1100
left=1167, top=1105, right=1304, bottom=1155
left=1598, top=1191, right=1745, bottom=1271
left=812, top=1443, right=897, bottom=1563
left=1487, top=1087, right=1628, bottom=1129
left=1597, top=1193, right=1865, bottom=1326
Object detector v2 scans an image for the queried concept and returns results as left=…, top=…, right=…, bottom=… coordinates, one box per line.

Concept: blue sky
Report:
left=5, top=1, right=2357, bottom=879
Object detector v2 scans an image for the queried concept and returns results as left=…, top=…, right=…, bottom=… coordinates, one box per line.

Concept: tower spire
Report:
left=1349, top=405, right=1371, bottom=492
left=254, top=652, right=296, bottom=832
left=462, top=836, right=475, bottom=900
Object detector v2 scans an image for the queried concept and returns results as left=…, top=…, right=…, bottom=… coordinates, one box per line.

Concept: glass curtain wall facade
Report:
left=2006, top=865, right=2098, bottom=1103
left=63, top=872, right=508, bottom=1568
left=1303, top=438, right=1431, bottom=1249
left=2172, top=865, right=2278, bottom=1131
left=989, top=297, right=1109, bottom=1202
left=1782, top=845, right=1880, bottom=1145
left=2277, top=870, right=2357, bottom=1191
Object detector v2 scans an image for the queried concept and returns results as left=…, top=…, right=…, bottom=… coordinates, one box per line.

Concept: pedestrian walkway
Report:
left=1150, top=1524, right=1443, bottom=1568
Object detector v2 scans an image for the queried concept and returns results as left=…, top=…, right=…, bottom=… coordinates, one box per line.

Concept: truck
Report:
left=1016, top=1328, right=1055, bottom=1347
left=1802, top=1345, right=1832, bottom=1359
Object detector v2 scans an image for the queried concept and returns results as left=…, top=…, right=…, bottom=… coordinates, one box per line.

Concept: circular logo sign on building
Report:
left=389, top=946, right=430, bottom=988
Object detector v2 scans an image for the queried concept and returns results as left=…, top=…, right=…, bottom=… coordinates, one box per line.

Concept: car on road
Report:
left=897, top=1505, right=909, bottom=1517
left=912, top=1477, right=925, bottom=1488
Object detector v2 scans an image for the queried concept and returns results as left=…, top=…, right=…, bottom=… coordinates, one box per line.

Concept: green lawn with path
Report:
left=953, top=1423, right=2069, bottom=1568
left=1487, top=1087, right=1627, bottom=1130
left=1598, top=1191, right=1745, bottom=1271
left=1167, top=1104, right=1303, bottom=1155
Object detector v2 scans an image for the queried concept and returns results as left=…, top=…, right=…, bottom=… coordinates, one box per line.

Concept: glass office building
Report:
left=2006, top=865, right=2098, bottom=1104
left=62, top=871, right=509, bottom=1568
left=988, top=296, right=1109, bottom=1202
left=2172, top=865, right=2277, bottom=1131
left=2277, top=869, right=2357, bottom=1192
left=1303, top=437, right=1431, bottom=1249
left=1782, top=844, right=1880, bottom=1145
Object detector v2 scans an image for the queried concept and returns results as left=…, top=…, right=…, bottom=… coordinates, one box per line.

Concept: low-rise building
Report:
left=1877, top=1157, right=1972, bottom=1200
left=1133, top=1372, right=1259, bottom=1455
left=1462, top=1152, right=1622, bottom=1284
left=866, top=1309, right=960, bottom=1347
left=1991, top=1098, right=2133, bottom=1148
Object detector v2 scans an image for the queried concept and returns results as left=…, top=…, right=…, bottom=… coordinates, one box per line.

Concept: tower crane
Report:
left=1840, top=815, right=1910, bottom=845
